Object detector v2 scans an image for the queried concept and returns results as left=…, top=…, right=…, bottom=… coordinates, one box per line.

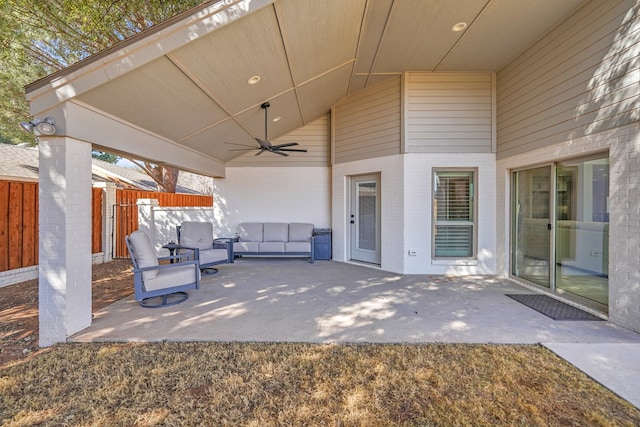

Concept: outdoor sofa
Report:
left=233, top=222, right=316, bottom=263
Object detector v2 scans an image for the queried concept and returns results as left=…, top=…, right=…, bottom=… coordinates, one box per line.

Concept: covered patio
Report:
left=70, top=259, right=640, bottom=407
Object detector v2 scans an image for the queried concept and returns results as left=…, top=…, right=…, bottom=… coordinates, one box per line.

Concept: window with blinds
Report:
left=433, top=170, right=476, bottom=258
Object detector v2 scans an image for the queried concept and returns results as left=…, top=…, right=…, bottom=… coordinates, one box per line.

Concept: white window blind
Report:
left=433, top=171, right=475, bottom=258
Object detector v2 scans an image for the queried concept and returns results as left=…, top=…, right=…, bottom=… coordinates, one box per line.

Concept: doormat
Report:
left=506, top=294, right=603, bottom=321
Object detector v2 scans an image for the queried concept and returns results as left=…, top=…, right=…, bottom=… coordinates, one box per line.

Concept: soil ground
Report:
left=0, top=259, right=133, bottom=368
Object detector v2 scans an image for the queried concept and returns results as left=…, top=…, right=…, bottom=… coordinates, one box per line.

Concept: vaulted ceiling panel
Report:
left=77, top=56, right=228, bottom=141
left=236, top=91, right=302, bottom=138
left=276, top=0, right=366, bottom=84
left=169, top=6, right=294, bottom=115
left=437, top=0, right=587, bottom=71
left=180, top=118, right=254, bottom=163
left=371, top=0, right=488, bottom=73
left=353, top=0, right=393, bottom=76
left=297, top=63, right=353, bottom=122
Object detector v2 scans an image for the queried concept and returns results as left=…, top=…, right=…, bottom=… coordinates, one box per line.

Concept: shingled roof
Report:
left=0, top=143, right=208, bottom=194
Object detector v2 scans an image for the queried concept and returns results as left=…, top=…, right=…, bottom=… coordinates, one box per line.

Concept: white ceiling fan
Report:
left=226, top=102, right=308, bottom=156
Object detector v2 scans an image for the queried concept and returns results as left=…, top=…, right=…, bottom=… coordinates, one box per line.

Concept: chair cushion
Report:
left=264, top=223, right=288, bottom=242
left=144, top=264, right=200, bottom=291
left=180, top=222, right=214, bottom=250
left=199, top=248, right=229, bottom=265
left=128, top=231, right=159, bottom=280
left=238, top=223, right=263, bottom=242
left=289, top=223, right=314, bottom=242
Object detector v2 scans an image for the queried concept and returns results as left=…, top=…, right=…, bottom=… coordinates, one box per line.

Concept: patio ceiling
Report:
left=31, top=0, right=587, bottom=170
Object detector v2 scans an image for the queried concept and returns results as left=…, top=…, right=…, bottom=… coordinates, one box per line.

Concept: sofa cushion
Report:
left=289, top=223, right=314, bottom=242
left=286, top=241, right=311, bottom=253
left=259, top=242, right=286, bottom=252
left=234, top=241, right=260, bottom=252
left=263, top=223, right=288, bottom=242
left=128, top=230, right=159, bottom=280
left=238, top=223, right=263, bottom=242
left=180, top=222, right=213, bottom=250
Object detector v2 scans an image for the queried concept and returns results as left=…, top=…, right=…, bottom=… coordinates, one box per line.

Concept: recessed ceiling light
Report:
left=272, top=116, right=281, bottom=122
left=452, top=22, right=467, bottom=32
left=247, top=75, right=261, bottom=85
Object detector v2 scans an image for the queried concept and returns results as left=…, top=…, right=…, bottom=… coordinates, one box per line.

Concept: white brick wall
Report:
left=136, top=200, right=216, bottom=254
left=332, top=155, right=405, bottom=272
left=332, top=153, right=497, bottom=275
left=38, top=138, right=93, bottom=346
left=404, top=153, right=497, bottom=275
left=213, top=167, right=331, bottom=236
left=0, top=266, right=38, bottom=287
left=496, top=122, right=640, bottom=332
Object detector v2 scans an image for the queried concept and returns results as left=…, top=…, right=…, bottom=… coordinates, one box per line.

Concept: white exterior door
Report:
left=350, top=174, right=381, bottom=264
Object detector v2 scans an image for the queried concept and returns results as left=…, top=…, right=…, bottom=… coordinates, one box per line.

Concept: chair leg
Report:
left=139, top=292, right=189, bottom=308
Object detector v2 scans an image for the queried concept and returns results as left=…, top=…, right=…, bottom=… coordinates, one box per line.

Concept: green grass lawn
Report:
left=1, top=341, right=639, bottom=426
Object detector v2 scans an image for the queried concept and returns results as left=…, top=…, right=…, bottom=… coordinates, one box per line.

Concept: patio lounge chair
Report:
left=126, top=230, right=200, bottom=308
left=177, top=221, right=234, bottom=274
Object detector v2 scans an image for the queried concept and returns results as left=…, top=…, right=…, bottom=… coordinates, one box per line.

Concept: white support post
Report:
left=38, top=137, right=93, bottom=346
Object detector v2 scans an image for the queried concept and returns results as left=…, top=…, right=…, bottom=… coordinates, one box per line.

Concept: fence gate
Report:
left=112, top=204, right=138, bottom=258
left=111, top=189, right=213, bottom=259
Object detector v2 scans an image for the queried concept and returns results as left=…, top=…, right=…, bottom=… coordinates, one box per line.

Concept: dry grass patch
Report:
left=1, top=342, right=639, bottom=426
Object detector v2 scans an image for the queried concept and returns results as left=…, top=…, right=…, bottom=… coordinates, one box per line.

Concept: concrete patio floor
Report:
left=71, top=259, right=640, bottom=408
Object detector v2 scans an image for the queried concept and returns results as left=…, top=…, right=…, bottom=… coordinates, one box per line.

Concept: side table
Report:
left=162, top=242, right=181, bottom=263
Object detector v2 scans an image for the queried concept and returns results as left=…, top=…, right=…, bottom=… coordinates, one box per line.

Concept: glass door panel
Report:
left=555, top=158, right=609, bottom=307
left=512, top=166, right=552, bottom=287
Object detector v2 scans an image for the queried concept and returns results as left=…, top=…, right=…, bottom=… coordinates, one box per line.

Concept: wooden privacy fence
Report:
left=1, top=182, right=212, bottom=272
left=0, top=180, right=38, bottom=272
left=113, top=189, right=213, bottom=258
left=0, top=180, right=103, bottom=272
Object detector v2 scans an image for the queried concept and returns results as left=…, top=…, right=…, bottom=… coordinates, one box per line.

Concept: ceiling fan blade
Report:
left=228, top=148, right=258, bottom=151
left=255, top=137, right=271, bottom=148
left=279, top=148, right=307, bottom=152
left=273, top=150, right=289, bottom=156
left=255, top=149, right=265, bottom=156
left=272, top=142, right=298, bottom=148
left=225, top=142, right=256, bottom=148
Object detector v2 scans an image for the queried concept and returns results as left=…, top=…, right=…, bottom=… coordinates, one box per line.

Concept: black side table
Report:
left=162, top=242, right=181, bottom=263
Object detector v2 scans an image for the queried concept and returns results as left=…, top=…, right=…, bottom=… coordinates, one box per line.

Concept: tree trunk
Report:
left=133, top=161, right=179, bottom=193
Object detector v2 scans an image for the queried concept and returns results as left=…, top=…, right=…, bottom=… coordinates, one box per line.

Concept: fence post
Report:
left=137, top=198, right=160, bottom=251
left=97, top=182, right=117, bottom=263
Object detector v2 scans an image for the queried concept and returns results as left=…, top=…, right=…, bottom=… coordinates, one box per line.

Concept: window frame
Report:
left=432, top=168, right=478, bottom=260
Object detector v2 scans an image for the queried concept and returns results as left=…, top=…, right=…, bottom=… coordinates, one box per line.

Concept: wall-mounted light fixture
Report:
left=20, top=117, right=57, bottom=136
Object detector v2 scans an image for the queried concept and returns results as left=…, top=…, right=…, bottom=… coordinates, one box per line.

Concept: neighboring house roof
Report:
left=0, top=143, right=209, bottom=194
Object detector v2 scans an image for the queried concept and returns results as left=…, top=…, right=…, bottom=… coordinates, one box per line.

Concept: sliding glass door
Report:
left=512, top=166, right=552, bottom=288
left=512, top=155, right=609, bottom=311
